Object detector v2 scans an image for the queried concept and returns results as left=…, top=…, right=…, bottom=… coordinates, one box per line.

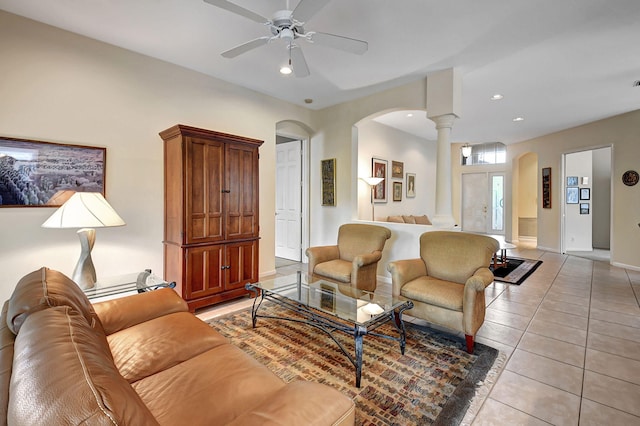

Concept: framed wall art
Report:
left=391, top=161, right=404, bottom=179
left=566, top=187, right=579, bottom=204
left=580, top=188, right=590, bottom=200
left=393, top=182, right=402, bottom=201
left=372, top=157, right=387, bottom=203
left=542, top=167, right=551, bottom=209
left=321, top=158, right=336, bottom=206
left=567, top=176, right=578, bottom=186
left=406, top=173, right=416, bottom=198
left=0, top=136, right=106, bottom=207
left=580, top=203, right=590, bottom=214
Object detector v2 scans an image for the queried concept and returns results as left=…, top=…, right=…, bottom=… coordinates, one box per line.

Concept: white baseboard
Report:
left=536, top=245, right=560, bottom=253
left=611, top=262, right=640, bottom=272
left=259, top=269, right=277, bottom=278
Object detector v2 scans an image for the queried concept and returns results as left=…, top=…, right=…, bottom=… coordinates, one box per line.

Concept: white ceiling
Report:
left=1, top=0, right=639, bottom=143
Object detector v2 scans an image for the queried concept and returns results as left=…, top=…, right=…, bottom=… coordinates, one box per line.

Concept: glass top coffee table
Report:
left=245, top=271, right=413, bottom=388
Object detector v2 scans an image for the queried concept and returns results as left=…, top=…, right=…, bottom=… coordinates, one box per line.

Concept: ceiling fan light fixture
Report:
left=280, top=64, right=293, bottom=75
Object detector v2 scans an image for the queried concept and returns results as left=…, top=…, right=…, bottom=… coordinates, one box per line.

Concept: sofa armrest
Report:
left=306, top=245, right=340, bottom=274
left=93, top=288, right=189, bottom=335
left=387, top=259, right=426, bottom=296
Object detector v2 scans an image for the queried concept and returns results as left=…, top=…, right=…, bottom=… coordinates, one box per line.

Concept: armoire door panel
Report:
left=185, top=245, right=224, bottom=299
left=226, top=144, right=258, bottom=239
left=224, top=240, right=258, bottom=291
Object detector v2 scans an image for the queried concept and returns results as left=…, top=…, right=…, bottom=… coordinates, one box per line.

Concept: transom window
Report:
left=462, top=142, right=506, bottom=165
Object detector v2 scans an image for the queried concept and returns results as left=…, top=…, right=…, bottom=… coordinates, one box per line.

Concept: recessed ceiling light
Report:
left=490, top=94, right=504, bottom=100
left=513, top=117, right=524, bottom=122
left=279, top=65, right=292, bottom=75
left=407, top=113, right=414, bottom=118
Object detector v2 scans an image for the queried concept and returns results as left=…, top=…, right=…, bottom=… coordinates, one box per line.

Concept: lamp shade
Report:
left=42, top=192, right=125, bottom=229
left=360, top=177, right=384, bottom=186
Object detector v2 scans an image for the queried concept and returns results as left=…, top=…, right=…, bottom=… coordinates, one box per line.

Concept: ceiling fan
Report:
left=203, top=0, right=368, bottom=77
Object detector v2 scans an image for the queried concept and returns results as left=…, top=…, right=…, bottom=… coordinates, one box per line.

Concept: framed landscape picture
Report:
left=0, top=136, right=106, bottom=207
left=372, top=157, right=387, bottom=203
left=321, top=158, right=336, bottom=206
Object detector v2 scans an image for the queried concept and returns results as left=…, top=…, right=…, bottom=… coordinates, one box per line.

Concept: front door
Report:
left=275, top=140, right=302, bottom=261
left=462, top=172, right=505, bottom=234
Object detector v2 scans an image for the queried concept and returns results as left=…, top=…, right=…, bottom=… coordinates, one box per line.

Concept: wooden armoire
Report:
left=159, top=124, right=262, bottom=311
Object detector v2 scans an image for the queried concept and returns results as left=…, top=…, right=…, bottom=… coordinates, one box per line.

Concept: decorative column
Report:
left=430, top=114, right=457, bottom=229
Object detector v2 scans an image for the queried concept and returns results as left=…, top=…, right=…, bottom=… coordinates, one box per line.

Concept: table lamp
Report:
left=42, top=192, right=125, bottom=289
left=360, top=177, right=384, bottom=221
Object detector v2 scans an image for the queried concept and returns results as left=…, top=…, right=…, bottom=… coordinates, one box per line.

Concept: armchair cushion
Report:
left=314, top=259, right=352, bottom=283
left=401, top=277, right=464, bottom=311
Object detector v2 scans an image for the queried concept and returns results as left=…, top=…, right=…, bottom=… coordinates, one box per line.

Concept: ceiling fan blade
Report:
left=221, top=37, right=270, bottom=58
left=292, top=0, right=331, bottom=23
left=290, top=46, right=310, bottom=78
left=203, top=0, right=269, bottom=24
left=310, top=32, right=368, bottom=55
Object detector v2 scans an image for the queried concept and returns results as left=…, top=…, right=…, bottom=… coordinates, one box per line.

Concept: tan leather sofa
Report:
left=387, top=231, right=499, bottom=354
left=0, top=267, right=355, bottom=425
left=306, top=223, right=391, bottom=293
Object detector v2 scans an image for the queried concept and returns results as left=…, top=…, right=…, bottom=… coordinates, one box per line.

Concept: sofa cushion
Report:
left=133, top=344, right=286, bottom=425
left=0, top=302, right=14, bottom=423
left=9, top=306, right=159, bottom=425
left=387, top=215, right=404, bottom=223
left=402, top=215, right=416, bottom=224
left=6, top=267, right=103, bottom=335
left=314, top=259, right=352, bottom=283
left=413, top=215, right=432, bottom=225
left=401, top=276, right=464, bottom=311
left=108, top=311, right=230, bottom=383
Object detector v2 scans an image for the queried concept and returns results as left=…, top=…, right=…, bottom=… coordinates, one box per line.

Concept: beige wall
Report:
left=0, top=11, right=312, bottom=301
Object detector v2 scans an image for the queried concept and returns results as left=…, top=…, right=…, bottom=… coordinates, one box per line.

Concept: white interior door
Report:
left=275, top=140, right=302, bottom=261
left=462, top=173, right=488, bottom=233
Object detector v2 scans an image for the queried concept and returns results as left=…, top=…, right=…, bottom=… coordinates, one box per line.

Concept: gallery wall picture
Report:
left=393, top=182, right=402, bottom=201
left=580, top=203, right=590, bottom=214
left=372, top=158, right=387, bottom=203
left=406, top=173, right=416, bottom=198
left=580, top=188, right=590, bottom=200
left=391, top=161, right=404, bottom=179
left=567, top=176, right=578, bottom=186
left=566, top=187, right=579, bottom=204
left=321, top=158, right=336, bottom=206
left=0, top=136, right=106, bottom=207
left=542, top=167, right=552, bottom=208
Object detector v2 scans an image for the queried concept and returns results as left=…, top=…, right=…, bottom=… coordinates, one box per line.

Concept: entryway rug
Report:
left=490, top=257, right=542, bottom=285
left=208, top=304, right=499, bottom=425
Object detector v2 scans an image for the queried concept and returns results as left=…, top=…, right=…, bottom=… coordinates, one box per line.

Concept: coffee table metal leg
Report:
left=354, top=326, right=366, bottom=388
left=391, top=301, right=413, bottom=355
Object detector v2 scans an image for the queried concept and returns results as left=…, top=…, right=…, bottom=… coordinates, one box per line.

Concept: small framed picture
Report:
left=567, top=176, right=578, bottom=186
left=372, top=157, right=387, bottom=203
left=393, top=182, right=402, bottom=201
left=406, top=173, right=416, bottom=198
left=580, top=203, right=590, bottom=214
left=391, top=161, right=404, bottom=179
left=566, top=187, right=579, bottom=204
left=580, top=188, right=590, bottom=200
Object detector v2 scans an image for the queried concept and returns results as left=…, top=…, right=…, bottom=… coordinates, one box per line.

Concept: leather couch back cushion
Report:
left=420, top=231, right=499, bottom=283
left=337, top=223, right=391, bottom=262
left=6, top=267, right=103, bottom=335
left=8, top=306, right=159, bottom=426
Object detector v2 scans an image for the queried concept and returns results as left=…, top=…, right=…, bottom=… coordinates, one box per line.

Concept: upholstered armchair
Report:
left=306, top=223, right=392, bottom=293
left=387, top=231, right=499, bottom=353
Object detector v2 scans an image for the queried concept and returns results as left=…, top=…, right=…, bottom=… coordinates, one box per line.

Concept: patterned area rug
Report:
left=490, top=257, right=543, bottom=285
left=208, top=304, right=499, bottom=425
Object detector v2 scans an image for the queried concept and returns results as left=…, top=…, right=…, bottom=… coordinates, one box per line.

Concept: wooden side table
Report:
left=492, top=242, right=516, bottom=269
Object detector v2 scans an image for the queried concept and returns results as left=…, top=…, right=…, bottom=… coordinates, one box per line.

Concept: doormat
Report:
left=208, top=304, right=500, bottom=425
left=490, top=257, right=542, bottom=285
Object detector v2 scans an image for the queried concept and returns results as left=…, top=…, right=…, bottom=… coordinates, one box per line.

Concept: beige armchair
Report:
left=387, top=231, right=499, bottom=353
left=306, top=223, right=392, bottom=293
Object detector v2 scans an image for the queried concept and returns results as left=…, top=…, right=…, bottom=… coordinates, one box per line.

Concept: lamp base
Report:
left=72, top=228, right=97, bottom=289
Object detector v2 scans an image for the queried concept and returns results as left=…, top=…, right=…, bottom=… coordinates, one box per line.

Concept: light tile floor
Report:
left=196, top=244, right=640, bottom=425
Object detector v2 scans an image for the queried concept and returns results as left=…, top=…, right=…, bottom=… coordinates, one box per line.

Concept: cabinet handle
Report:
left=221, top=265, right=231, bottom=270
left=221, top=189, right=231, bottom=193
